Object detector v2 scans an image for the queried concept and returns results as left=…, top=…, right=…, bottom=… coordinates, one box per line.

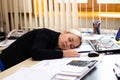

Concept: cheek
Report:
left=76, top=41, right=81, bottom=46
left=74, top=38, right=81, bottom=47
left=60, top=37, right=67, bottom=42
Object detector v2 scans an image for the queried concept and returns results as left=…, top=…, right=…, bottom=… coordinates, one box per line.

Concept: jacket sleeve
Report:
left=31, top=49, right=63, bottom=60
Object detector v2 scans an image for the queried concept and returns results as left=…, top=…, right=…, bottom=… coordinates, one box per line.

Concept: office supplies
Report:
left=0, top=40, right=15, bottom=47
left=116, top=41, right=120, bottom=45
left=113, top=63, right=120, bottom=79
left=74, top=40, right=93, bottom=53
left=2, top=58, right=100, bottom=80
left=88, top=51, right=99, bottom=57
left=0, top=29, right=26, bottom=50
left=93, top=20, right=101, bottom=34
left=6, top=29, right=26, bottom=39
left=3, top=67, right=56, bottom=80
left=52, top=59, right=99, bottom=80
left=88, top=28, right=120, bottom=53
left=88, top=39, right=120, bottom=53
left=67, top=60, right=98, bottom=68
left=78, top=51, right=90, bottom=53
left=115, top=28, right=120, bottom=41
left=52, top=74, right=78, bottom=80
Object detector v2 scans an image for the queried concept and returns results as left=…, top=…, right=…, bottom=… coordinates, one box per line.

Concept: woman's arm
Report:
left=31, top=49, right=63, bottom=60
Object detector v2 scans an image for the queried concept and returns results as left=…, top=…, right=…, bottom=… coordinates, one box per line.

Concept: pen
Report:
left=113, top=63, right=120, bottom=79
left=78, top=51, right=90, bottom=53
left=113, top=68, right=116, bottom=74
left=115, top=63, right=120, bottom=69
left=113, top=68, right=120, bottom=79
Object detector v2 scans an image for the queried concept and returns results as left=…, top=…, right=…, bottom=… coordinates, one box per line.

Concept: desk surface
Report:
left=0, top=58, right=38, bottom=79
left=0, top=55, right=119, bottom=80
left=82, top=54, right=119, bottom=80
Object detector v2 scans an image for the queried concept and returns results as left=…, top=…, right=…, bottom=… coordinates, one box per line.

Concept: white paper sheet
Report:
left=73, top=40, right=93, bottom=53
left=3, top=68, right=57, bottom=80
left=0, top=40, right=15, bottom=47
left=74, top=44, right=93, bottom=52
left=52, top=74, right=78, bottom=80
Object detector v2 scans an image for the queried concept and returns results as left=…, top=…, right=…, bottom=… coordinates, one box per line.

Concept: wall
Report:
left=0, top=0, right=120, bottom=35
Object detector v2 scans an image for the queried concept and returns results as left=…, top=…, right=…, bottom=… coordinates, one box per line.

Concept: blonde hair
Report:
left=67, top=29, right=82, bottom=39
left=67, top=29, right=82, bottom=47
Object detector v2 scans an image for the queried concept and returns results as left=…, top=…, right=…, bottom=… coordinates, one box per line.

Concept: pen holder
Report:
left=93, top=21, right=101, bottom=34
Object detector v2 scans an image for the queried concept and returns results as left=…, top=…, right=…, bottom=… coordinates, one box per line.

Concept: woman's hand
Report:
left=63, top=49, right=80, bottom=57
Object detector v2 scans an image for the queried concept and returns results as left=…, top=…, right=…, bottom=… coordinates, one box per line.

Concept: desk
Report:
left=0, top=58, right=38, bottom=79
left=0, top=54, right=119, bottom=80
left=82, top=54, right=119, bottom=80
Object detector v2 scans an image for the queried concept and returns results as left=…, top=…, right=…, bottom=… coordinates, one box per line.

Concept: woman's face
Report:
left=58, top=31, right=81, bottom=50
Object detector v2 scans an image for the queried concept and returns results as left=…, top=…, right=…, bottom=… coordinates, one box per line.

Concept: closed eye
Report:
left=69, top=37, right=73, bottom=42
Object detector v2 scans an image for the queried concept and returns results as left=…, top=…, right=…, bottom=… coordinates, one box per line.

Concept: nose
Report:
left=67, top=42, right=73, bottom=49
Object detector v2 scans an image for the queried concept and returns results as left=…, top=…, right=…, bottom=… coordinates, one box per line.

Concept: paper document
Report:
left=52, top=74, right=78, bottom=80
left=31, top=58, right=70, bottom=70
left=74, top=44, right=93, bottom=53
left=3, top=67, right=57, bottom=80
left=3, top=58, right=99, bottom=80
left=74, top=40, right=93, bottom=53
left=0, top=40, right=15, bottom=47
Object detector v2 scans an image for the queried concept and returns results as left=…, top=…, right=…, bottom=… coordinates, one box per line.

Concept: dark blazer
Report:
left=0, top=28, right=63, bottom=69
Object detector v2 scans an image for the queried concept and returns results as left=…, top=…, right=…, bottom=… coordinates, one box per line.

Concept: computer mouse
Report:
left=88, top=51, right=99, bottom=57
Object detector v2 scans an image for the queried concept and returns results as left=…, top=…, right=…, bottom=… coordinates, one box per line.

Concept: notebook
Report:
left=88, top=29, right=120, bottom=53
left=52, top=59, right=99, bottom=80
